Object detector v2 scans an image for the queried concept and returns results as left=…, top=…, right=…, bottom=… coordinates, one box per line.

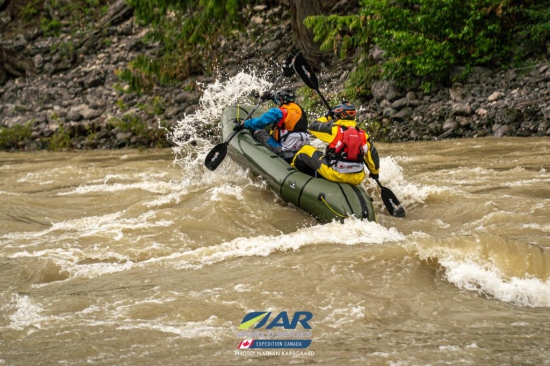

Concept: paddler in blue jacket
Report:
left=233, top=88, right=310, bottom=162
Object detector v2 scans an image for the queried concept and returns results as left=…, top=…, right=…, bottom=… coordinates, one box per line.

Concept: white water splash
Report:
left=8, top=295, right=48, bottom=331
left=116, top=315, right=229, bottom=340
left=5, top=211, right=173, bottom=245
left=406, top=237, right=550, bottom=308
left=362, top=155, right=436, bottom=208
left=324, top=304, right=366, bottom=328
left=152, top=72, right=276, bottom=191
left=153, top=219, right=406, bottom=270
left=440, top=258, right=550, bottom=308
left=169, top=72, right=271, bottom=167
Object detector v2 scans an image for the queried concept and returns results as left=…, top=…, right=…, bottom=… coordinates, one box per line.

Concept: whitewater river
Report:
left=1, top=74, right=549, bottom=365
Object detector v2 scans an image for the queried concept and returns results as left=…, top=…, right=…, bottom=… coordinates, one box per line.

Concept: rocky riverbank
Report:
left=0, top=1, right=549, bottom=151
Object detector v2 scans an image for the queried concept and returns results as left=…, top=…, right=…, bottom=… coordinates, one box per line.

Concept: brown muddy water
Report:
left=1, top=73, right=549, bottom=365
left=1, top=136, right=548, bottom=365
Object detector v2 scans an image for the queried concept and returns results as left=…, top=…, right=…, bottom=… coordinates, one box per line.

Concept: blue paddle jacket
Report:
left=243, top=108, right=284, bottom=149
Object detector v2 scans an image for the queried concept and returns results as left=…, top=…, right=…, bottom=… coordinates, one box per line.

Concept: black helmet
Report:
left=273, top=88, right=295, bottom=105
left=333, top=102, right=356, bottom=120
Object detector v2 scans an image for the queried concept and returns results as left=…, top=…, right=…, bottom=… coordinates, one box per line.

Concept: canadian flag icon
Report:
left=238, top=339, right=254, bottom=349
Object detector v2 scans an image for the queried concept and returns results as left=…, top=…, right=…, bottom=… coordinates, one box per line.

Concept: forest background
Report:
left=0, top=0, right=549, bottom=150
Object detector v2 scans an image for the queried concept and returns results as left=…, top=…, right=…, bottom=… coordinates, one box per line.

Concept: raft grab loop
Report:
left=317, top=193, right=349, bottom=218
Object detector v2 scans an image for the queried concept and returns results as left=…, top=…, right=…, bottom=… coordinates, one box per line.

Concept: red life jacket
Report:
left=328, top=126, right=366, bottom=162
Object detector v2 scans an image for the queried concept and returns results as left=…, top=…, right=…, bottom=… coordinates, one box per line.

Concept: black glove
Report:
left=233, top=123, right=245, bottom=132
left=369, top=172, right=379, bottom=180
left=260, top=91, right=273, bottom=100
left=325, top=110, right=336, bottom=119
left=232, top=118, right=245, bottom=131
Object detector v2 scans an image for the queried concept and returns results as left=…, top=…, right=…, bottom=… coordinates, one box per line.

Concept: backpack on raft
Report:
left=326, top=126, right=365, bottom=173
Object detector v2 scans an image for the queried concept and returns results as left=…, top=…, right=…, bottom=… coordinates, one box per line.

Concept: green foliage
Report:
left=358, top=118, right=395, bottom=143
left=12, top=0, right=111, bottom=39
left=18, top=0, right=41, bottom=20
left=296, top=86, right=326, bottom=117
left=150, top=96, right=165, bottom=116
left=85, top=123, right=98, bottom=141
left=116, top=98, right=128, bottom=111
left=110, top=114, right=171, bottom=148
left=119, top=0, right=254, bottom=93
left=50, top=40, right=75, bottom=59
left=40, top=18, right=63, bottom=36
left=113, top=114, right=149, bottom=135
left=305, top=14, right=370, bottom=60
left=0, top=123, right=32, bottom=150
left=112, top=83, right=126, bottom=94
left=345, top=63, right=380, bottom=99
left=368, top=0, right=510, bottom=88
left=509, top=2, right=550, bottom=61
left=48, top=125, right=72, bottom=151
left=306, top=0, right=550, bottom=92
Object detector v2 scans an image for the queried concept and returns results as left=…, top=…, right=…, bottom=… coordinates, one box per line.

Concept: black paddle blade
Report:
left=380, top=186, right=405, bottom=217
left=291, top=52, right=319, bottom=90
left=204, top=143, right=228, bottom=171
left=283, top=49, right=300, bottom=77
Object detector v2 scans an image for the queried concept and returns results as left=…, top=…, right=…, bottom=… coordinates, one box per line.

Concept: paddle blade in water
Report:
left=381, top=186, right=405, bottom=217
left=204, top=143, right=227, bottom=171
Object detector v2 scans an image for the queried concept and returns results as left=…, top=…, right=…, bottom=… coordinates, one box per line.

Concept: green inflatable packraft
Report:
left=222, top=104, right=376, bottom=224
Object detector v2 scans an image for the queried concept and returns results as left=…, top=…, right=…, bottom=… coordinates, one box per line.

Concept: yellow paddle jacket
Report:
left=308, top=116, right=380, bottom=175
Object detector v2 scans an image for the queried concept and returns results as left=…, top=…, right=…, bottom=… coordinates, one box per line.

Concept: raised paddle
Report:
left=289, top=51, right=406, bottom=217
left=289, top=51, right=333, bottom=112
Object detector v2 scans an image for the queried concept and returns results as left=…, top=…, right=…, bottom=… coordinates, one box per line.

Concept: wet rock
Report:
left=488, top=91, right=504, bottom=102
left=451, top=103, right=472, bottom=116
left=457, top=116, right=471, bottom=128
left=174, top=92, right=199, bottom=104
left=493, top=124, right=511, bottom=137
left=496, top=108, right=520, bottom=125
left=382, top=107, right=396, bottom=117
left=251, top=16, right=264, bottom=25
left=449, top=84, right=464, bottom=101
left=166, top=106, right=187, bottom=119
left=443, top=118, right=458, bottom=131
left=392, top=107, right=412, bottom=122
left=253, top=5, right=268, bottom=12
left=116, top=132, right=133, bottom=140
left=82, top=70, right=105, bottom=88
left=371, top=80, right=402, bottom=102
left=390, top=97, right=409, bottom=110
left=66, top=107, right=83, bottom=122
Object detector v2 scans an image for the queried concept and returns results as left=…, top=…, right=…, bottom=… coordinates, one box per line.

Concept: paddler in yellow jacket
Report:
left=291, top=101, right=380, bottom=185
